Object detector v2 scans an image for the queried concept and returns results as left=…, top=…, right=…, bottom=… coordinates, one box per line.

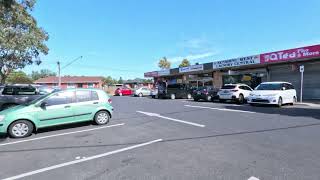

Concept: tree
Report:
left=6, top=70, right=33, bottom=84
left=31, top=69, right=56, bottom=81
left=118, top=77, right=123, bottom=84
left=0, top=0, right=49, bottom=83
left=158, top=57, right=171, bottom=69
left=179, top=58, right=190, bottom=67
left=103, top=76, right=117, bottom=85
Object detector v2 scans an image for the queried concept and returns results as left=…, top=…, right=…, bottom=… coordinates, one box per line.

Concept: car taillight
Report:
left=108, top=98, right=112, bottom=104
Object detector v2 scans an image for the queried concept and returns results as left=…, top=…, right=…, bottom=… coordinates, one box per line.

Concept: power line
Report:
left=61, top=56, right=83, bottom=70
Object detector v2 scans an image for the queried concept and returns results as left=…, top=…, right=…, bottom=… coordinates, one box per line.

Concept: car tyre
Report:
left=194, top=98, right=199, bottom=102
left=219, top=99, right=225, bottom=103
left=290, top=96, right=296, bottom=105
left=119, top=93, right=123, bottom=96
left=238, top=94, right=244, bottom=104
left=8, top=120, right=34, bottom=138
left=206, top=96, right=212, bottom=102
left=277, top=97, right=283, bottom=107
left=138, top=93, right=143, bottom=97
left=94, top=111, right=110, bottom=125
left=187, top=94, right=192, bottom=99
left=171, top=94, right=176, bottom=100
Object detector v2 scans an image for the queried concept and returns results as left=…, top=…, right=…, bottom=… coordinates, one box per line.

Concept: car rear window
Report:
left=221, top=85, right=236, bottom=89
left=76, top=90, right=99, bottom=102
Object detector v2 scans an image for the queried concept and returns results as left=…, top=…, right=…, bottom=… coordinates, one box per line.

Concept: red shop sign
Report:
left=144, top=71, right=158, bottom=77
left=260, top=44, right=320, bottom=64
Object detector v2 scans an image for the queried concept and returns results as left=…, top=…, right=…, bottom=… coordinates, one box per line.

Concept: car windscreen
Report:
left=256, top=83, right=282, bottom=90
left=221, top=85, right=236, bottom=89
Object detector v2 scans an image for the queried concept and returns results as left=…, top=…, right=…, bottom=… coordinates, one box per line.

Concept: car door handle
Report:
left=64, top=105, right=71, bottom=108
left=93, top=102, right=99, bottom=104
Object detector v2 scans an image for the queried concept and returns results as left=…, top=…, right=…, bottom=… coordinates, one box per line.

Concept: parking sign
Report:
left=300, top=65, right=304, bottom=72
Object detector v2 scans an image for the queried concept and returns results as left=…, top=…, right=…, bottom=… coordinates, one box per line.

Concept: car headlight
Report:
left=0, top=115, right=5, bottom=122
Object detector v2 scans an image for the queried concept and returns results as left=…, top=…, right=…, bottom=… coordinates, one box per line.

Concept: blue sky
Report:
left=24, top=0, right=320, bottom=79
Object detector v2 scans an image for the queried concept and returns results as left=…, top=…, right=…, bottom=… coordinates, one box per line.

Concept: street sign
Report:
left=300, top=65, right=304, bottom=72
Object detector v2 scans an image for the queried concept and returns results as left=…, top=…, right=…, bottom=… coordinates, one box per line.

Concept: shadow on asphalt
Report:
left=1, top=121, right=320, bottom=153
left=223, top=105, right=320, bottom=120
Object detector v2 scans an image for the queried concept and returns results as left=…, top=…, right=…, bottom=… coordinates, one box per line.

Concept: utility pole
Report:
left=57, top=61, right=61, bottom=88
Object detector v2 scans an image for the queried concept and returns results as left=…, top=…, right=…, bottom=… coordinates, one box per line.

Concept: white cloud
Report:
left=168, top=52, right=217, bottom=64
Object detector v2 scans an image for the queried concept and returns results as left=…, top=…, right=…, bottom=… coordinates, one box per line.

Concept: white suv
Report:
left=217, top=84, right=253, bottom=104
left=247, top=82, right=297, bottom=107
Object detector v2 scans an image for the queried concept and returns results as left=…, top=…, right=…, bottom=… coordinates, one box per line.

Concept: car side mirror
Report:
left=39, top=102, right=47, bottom=108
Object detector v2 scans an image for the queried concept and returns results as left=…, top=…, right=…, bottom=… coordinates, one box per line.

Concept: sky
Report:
left=24, top=0, right=320, bottom=79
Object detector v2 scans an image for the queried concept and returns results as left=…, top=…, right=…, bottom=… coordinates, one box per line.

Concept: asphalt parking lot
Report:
left=0, top=96, right=320, bottom=180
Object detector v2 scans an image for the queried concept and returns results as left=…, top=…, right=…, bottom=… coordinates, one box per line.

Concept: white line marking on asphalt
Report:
left=0, top=123, right=125, bottom=147
left=2, top=139, right=162, bottom=180
left=137, top=111, right=205, bottom=128
left=184, top=105, right=256, bottom=114
left=248, top=176, right=260, bottom=180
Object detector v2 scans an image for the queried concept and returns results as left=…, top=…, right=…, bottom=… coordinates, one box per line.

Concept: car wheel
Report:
left=277, top=97, right=283, bottom=107
left=138, top=93, right=143, bottom=97
left=171, top=94, right=176, bottom=100
left=94, top=111, right=110, bottom=125
left=238, top=94, right=244, bottom=104
left=119, top=93, right=123, bottom=96
left=219, top=99, right=225, bottom=103
left=8, top=120, right=34, bottom=138
left=206, top=96, right=212, bottom=102
left=290, top=96, right=296, bottom=105
left=194, top=98, right=199, bottom=101
left=187, top=94, right=192, bottom=99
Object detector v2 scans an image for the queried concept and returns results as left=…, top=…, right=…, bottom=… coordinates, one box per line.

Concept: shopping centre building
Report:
left=144, top=44, right=320, bottom=100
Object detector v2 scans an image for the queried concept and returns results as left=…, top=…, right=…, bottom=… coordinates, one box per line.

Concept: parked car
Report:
left=247, top=82, right=297, bottom=107
left=114, top=87, right=132, bottom=96
left=134, top=87, right=151, bottom=97
left=217, top=84, right=253, bottom=104
left=0, top=84, right=55, bottom=110
left=193, top=86, right=219, bottom=102
left=166, top=84, right=193, bottom=100
left=0, top=88, right=113, bottom=138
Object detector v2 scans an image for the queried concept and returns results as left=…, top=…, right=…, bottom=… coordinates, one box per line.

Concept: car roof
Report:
left=224, top=83, right=248, bottom=86
left=261, top=81, right=292, bottom=84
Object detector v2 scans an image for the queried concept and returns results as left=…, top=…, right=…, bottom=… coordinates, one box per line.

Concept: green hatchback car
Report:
left=0, top=88, right=113, bottom=138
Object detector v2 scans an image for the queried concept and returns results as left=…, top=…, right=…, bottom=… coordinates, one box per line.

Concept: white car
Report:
left=247, top=82, right=297, bottom=107
left=217, top=84, right=253, bottom=104
left=134, top=87, right=151, bottom=97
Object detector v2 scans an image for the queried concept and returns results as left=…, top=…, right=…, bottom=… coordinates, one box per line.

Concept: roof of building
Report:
left=34, top=76, right=104, bottom=84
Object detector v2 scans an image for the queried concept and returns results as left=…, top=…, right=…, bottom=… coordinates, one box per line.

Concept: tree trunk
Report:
left=0, top=72, right=6, bottom=84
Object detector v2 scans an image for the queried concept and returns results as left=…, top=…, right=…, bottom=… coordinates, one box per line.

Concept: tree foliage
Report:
left=6, top=70, right=32, bottom=84
left=103, top=76, right=118, bottom=85
left=30, top=69, right=56, bottom=81
left=179, top=58, right=190, bottom=67
left=118, top=77, right=123, bottom=84
left=0, top=0, right=49, bottom=83
left=158, top=57, right=171, bottom=69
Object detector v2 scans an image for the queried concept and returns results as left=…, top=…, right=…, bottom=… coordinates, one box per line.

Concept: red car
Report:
left=114, top=87, right=132, bottom=96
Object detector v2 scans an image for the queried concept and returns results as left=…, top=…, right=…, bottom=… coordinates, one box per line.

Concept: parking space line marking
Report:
left=184, top=105, right=256, bottom=114
left=248, top=176, right=260, bottom=180
left=137, top=111, right=205, bottom=128
left=2, top=139, right=162, bottom=180
left=0, top=123, right=125, bottom=147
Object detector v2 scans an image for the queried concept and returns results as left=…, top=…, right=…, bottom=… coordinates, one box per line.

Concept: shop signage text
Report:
left=144, top=71, right=158, bottom=77
left=158, top=69, right=170, bottom=76
left=261, top=45, right=320, bottom=64
left=212, top=55, right=260, bottom=69
left=179, top=64, right=204, bottom=73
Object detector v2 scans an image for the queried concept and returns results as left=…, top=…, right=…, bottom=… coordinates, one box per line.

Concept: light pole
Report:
left=57, top=56, right=83, bottom=88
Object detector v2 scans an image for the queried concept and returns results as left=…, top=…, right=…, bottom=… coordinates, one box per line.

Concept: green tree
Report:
left=30, top=69, right=56, bottom=81
left=0, top=0, right=49, bottom=83
left=118, top=77, right=123, bottom=84
left=179, top=58, right=190, bottom=67
left=103, top=76, right=118, bottom=85
left=6, top=70, right=33, bottom=84
left=158, top=57, right=171, bottom=69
